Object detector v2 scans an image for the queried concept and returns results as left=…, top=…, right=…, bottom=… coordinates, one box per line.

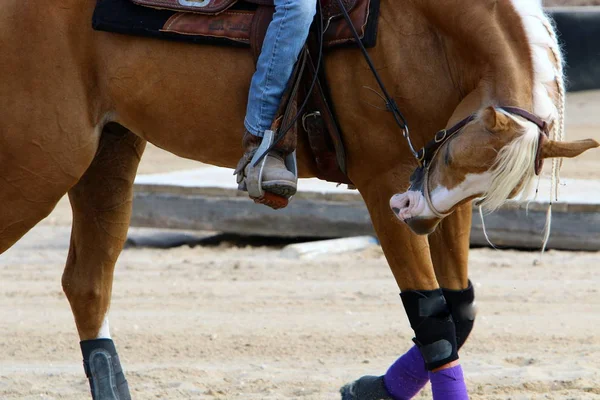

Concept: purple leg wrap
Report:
left=383, top=346, right=428, bottom=400
left=429, top=365, right=469, bottom=400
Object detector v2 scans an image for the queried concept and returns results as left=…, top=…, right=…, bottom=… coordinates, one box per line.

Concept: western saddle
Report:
left=94, top=0, right=380, bottom=193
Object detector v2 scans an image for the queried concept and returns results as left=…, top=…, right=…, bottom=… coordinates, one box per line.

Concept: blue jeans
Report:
left=244, top=0, right=317, bottom=137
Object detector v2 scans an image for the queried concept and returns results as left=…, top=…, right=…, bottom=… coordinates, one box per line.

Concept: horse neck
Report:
left=425, top=0, right=536, bottom=125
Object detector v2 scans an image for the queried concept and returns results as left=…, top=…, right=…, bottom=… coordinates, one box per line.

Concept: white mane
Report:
left=481, top=0, right=565, bottom=249
left=510, top=0, right=565, bottom=196
left=510, top=0, right=565, bottom=146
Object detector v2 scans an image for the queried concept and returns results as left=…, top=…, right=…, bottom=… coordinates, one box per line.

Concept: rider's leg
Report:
left=238, top=0, right=316, bottom=197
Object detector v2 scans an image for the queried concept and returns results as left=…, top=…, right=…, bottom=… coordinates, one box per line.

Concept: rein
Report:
left=335, top=0, right=419, bottom=159
left=336, top=1, right=550, bottom=218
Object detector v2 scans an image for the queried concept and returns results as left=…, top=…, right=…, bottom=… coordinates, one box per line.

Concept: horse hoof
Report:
left=339, top=375, right=393, bottom=400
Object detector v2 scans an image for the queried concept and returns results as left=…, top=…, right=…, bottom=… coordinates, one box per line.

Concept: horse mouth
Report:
left=403, top=216, right=440, bottom=235
left=390, top=191, right=440, bottom=234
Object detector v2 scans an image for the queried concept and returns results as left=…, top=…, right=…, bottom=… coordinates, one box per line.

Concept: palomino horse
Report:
left=1, top=0, right=597, bottom=399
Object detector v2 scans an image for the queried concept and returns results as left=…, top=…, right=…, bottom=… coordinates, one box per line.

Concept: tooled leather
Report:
left=134, top=0, right=358, bottom=21
left=247, top=0, right=359, bottom=21
left=132, top=0, right=236, bottom=14
left=320, top=0, right=357, bottom=21
left=304, top=50, right=352, bottom=185
left=161, top=0, right=370, bottom=48
left=162, top=11, right=254, bottom=43
left=250, top=6, right=274, bottom=61
left=324, top=0, right=370, bottom=46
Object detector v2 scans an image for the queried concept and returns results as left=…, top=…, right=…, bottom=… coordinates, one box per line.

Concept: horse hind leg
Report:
left=62, top=124, right=145, bottom=400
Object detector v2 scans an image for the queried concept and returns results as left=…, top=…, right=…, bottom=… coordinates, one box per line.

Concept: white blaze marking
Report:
left=426, top=172, right=493, bottom=217
left=96, top=316, right=111, bottom=339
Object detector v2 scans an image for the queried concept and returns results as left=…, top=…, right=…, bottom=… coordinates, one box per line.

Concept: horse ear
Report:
left=540, top=137, right=599, bottom=159
left=482, top=107, right=511, bottom=132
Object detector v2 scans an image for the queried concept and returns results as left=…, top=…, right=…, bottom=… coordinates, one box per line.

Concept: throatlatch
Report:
left=80, top=339, right=131, bottom=400
left=400, top=289, right=458, bottom=371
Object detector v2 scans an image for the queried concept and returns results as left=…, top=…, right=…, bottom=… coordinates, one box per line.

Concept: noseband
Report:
left=412, top=107, right=550, bottom=219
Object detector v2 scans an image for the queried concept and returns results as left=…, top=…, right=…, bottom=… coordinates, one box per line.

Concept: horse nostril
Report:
left=392, top=207, right=400, bottom=215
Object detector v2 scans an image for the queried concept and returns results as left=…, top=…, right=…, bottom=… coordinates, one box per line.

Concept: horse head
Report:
left=390, top=106, right=599, bottom=235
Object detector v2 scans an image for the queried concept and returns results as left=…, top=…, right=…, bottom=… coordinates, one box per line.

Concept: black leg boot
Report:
left=442, top=280, right=476, bottom=349
left=81, top=339, right=131, bottom=400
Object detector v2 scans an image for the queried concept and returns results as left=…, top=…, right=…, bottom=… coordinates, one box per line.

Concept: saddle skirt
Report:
left=132, top=0, right=358, bottom=20
left=124, top=0, right=375, bottom=48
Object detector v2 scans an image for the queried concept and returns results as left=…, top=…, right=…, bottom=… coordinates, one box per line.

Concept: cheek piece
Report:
left=400, top=289, right=459, bottom=371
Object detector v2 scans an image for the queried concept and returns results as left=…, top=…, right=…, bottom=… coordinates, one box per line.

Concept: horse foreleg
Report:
left=429, top=202, right=476, bottom=349
left=62, top=126, right=145, bottom=400
left=353, top=204, right=476, bottom=399
left=341, top=176, right=467, bottom=399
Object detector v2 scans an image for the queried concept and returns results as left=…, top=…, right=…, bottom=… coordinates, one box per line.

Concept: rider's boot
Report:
left=235, top=129, right=297, bottom=202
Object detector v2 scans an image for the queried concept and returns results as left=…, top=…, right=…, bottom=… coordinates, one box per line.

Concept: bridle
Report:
left=413, top=107, right=550, bottom=219
left=335, top=2, right=550, bottom=218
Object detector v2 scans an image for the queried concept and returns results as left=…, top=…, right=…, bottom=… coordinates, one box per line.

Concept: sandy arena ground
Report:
left=1, top=84, right=600, bottom=400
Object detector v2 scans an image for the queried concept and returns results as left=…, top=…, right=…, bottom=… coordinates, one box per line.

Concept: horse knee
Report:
left=62, top=263, right=107, bottom=313
left=62, top=280, right=98, bottom=302
left=62, top=273, right=104, bottom=309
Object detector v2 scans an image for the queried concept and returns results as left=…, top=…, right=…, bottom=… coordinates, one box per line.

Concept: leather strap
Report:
left=500, top=106, right=549, bottom=134
left=250, top=6, right=274, bottom=62
left=423, top=166, right=451, bottom=219
left=500, top=106, right=549, bottom=176
left=416, top=106, right=550, bottom=177
left=304, top=45, right=352, bottom=184
left=416, top=114, right=476, bottom=168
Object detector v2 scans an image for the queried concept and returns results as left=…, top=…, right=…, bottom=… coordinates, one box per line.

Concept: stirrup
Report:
left=246, top=129, right=298, bottom=201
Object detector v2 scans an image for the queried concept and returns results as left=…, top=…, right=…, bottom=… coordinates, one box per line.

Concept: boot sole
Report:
left=262, top=181, right=297, bottom=198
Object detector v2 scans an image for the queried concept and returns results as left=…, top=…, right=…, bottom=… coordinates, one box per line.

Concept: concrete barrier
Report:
left=132, top=168, right=600, bottom=251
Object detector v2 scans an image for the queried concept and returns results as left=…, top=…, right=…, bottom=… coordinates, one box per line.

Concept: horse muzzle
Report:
left=390, top=191, right=440, bottom=235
